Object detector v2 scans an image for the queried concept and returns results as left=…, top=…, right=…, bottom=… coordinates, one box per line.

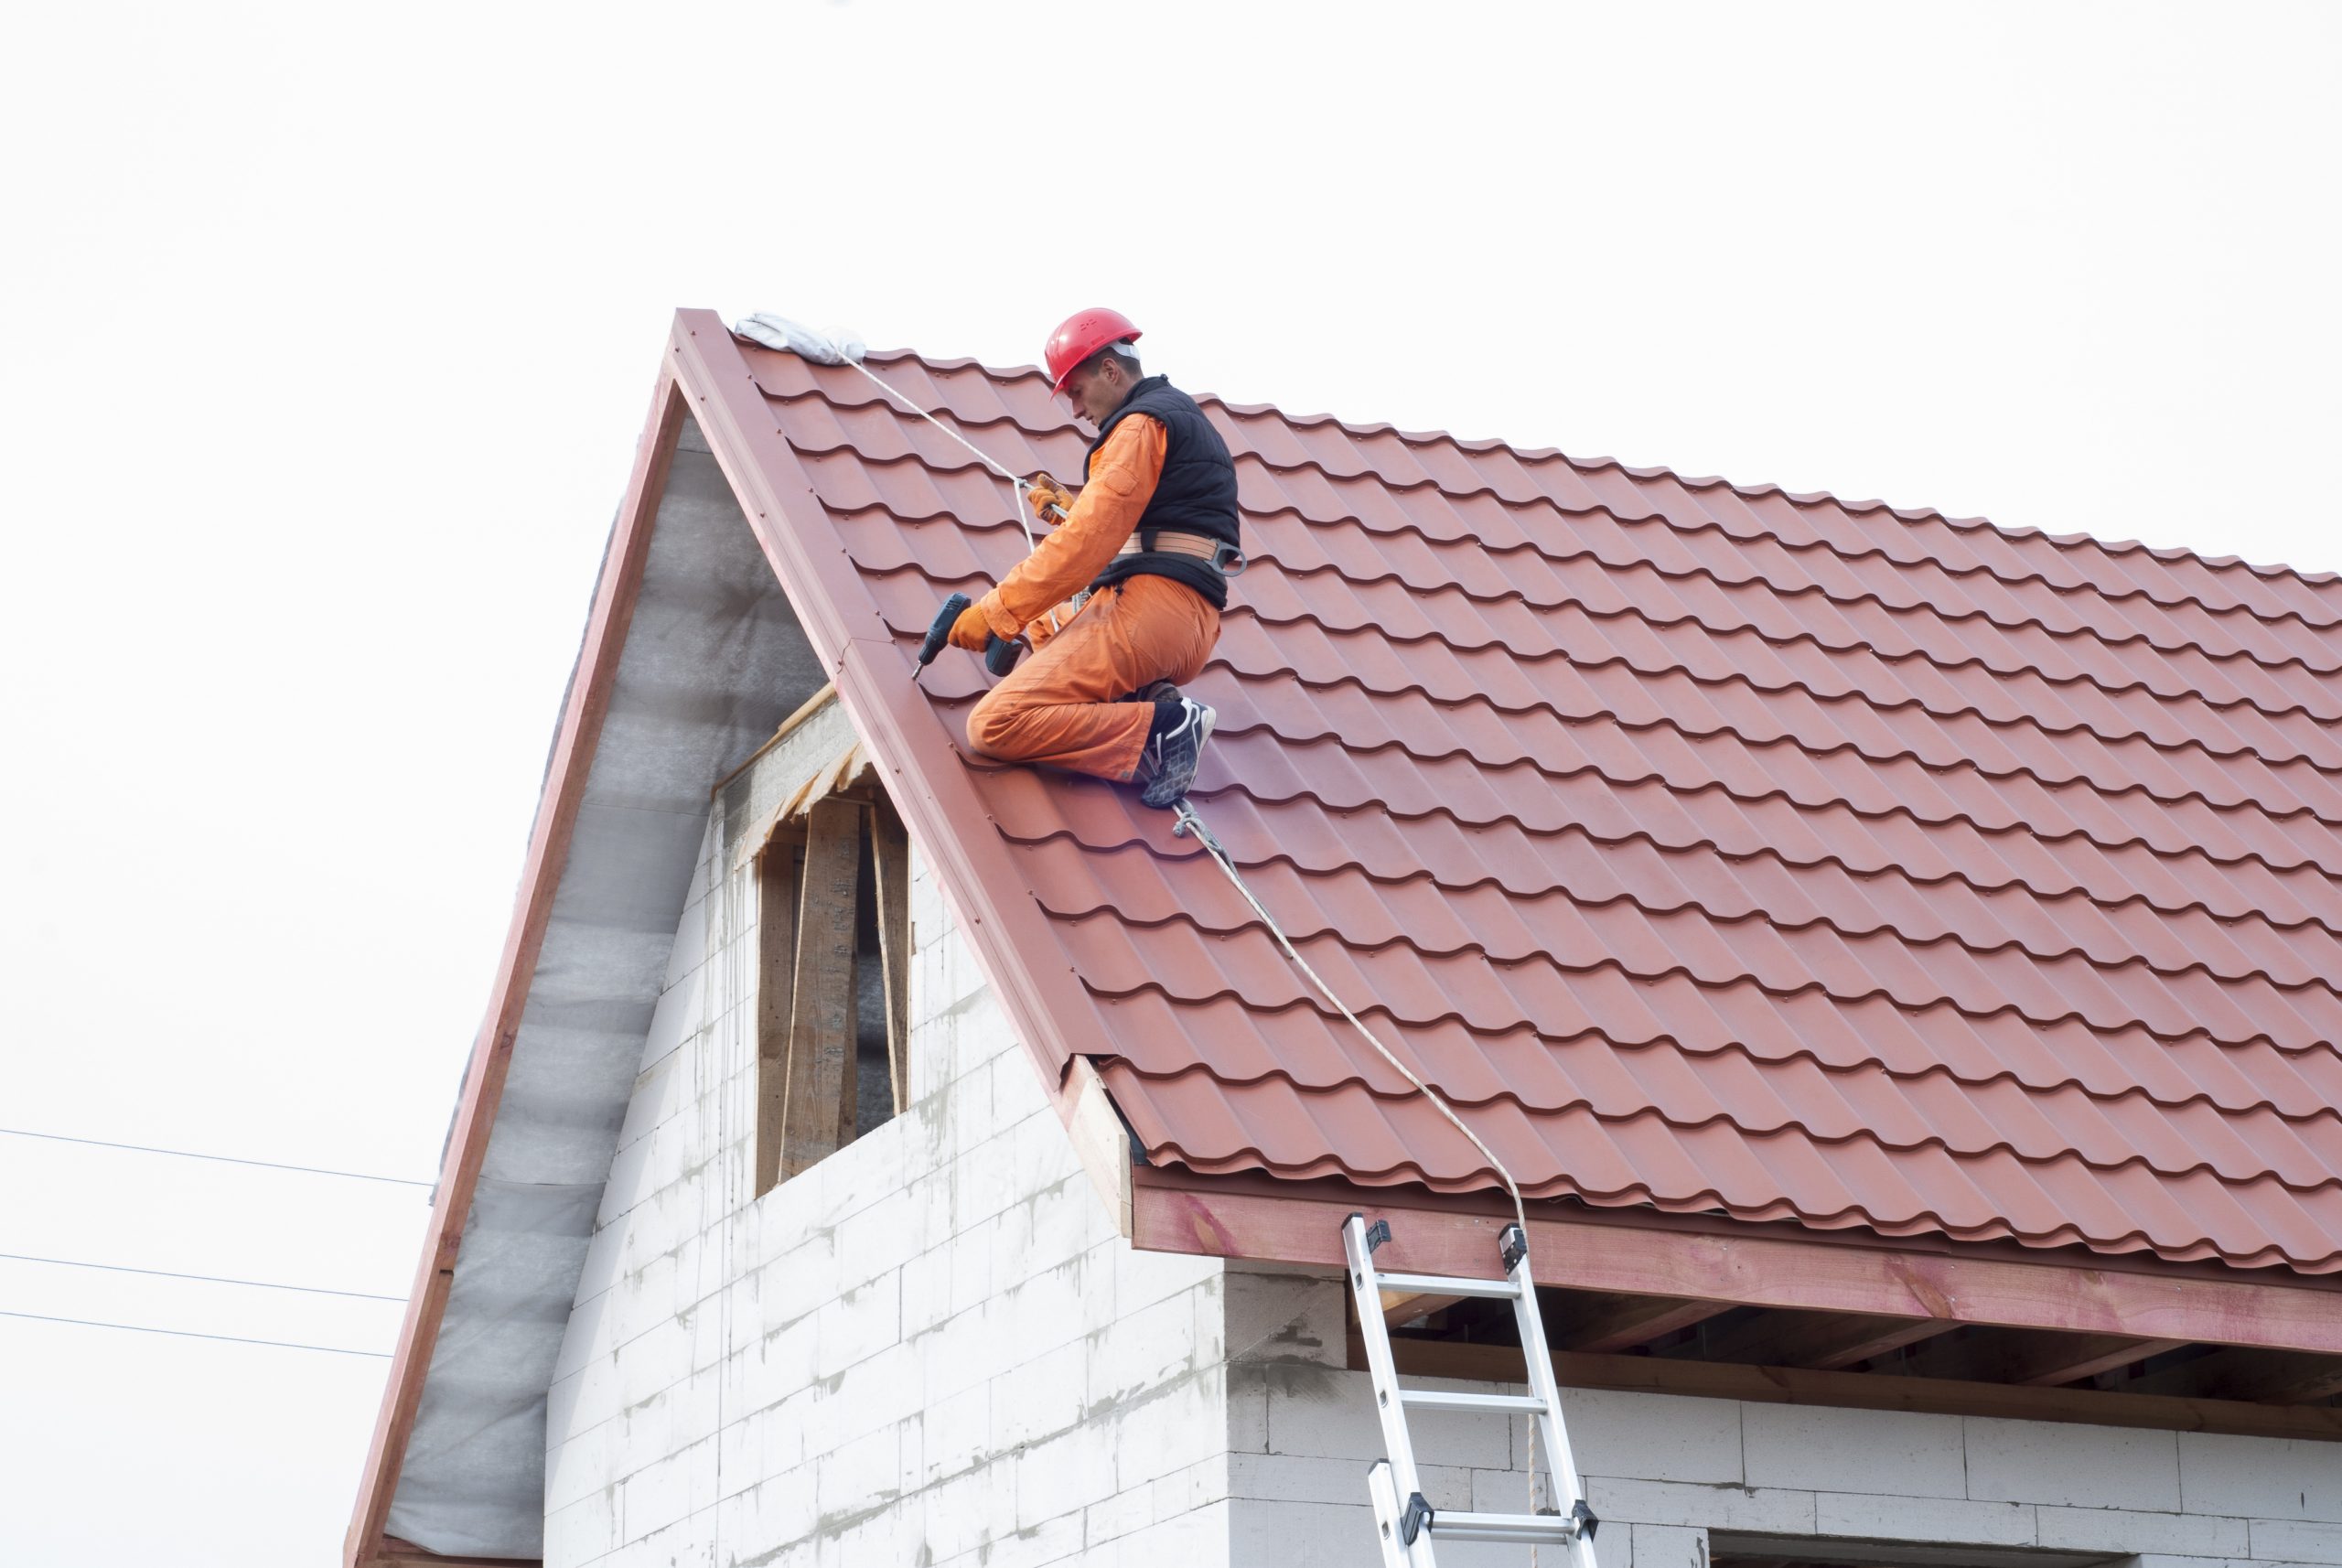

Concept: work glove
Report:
left=1025, top=472, right=1075, bottom=523
left=947, top=601, right=996, bottom=652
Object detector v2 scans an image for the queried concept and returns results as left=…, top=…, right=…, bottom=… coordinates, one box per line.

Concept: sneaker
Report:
left=1139, top=696, right=1217, bottom=810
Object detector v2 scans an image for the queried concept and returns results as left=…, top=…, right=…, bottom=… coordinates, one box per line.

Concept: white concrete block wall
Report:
left=543, top=789, right=1226, bottom=1568
left=1214, top=1264, right=2342, bottom=1568
left=536, top=725, right=2342, bottom=1568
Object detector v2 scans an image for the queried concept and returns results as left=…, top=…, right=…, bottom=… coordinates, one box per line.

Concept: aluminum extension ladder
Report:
left=1344, top=1213, right=1601, bottom=1566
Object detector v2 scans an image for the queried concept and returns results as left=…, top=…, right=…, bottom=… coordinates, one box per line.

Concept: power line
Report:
left=0, top=1251, right=405, bottom=1303
left=0, top=1127, right=432, bottom=1188
left=0, top=1308, right=391, bottom=1359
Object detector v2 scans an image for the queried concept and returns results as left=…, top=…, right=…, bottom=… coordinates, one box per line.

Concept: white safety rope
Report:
left=1168, top=803, right=1530, bottom=1238
left=1171, top=800, right=1552, bottom=1547
left=846, top=357, right=1054, bottom=630
left=845, top=359, right=1042, bottom=555
left=752, top=316, right=1547, bottom=1533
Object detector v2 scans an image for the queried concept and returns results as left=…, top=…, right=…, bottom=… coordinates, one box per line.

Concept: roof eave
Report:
left=1130, top=1165, right=2342, bottom=1357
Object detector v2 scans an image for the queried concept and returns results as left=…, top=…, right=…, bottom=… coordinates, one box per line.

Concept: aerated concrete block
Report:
left=915, top=1454, right=1018, bottom=1562
left=1585, top=1476, right=1818, bottom=1534
left=1228, top=1497, right=1381, bottom=1568
left=1741, top=1402, right=1966, bottom=1498
left=2036, top=1501, right=2249, bottom=1557
left=2253, top=1517, right=2342, bottom=1564
left=1813, top=1489, right=2036, bottom=1547
left=1223, top=1268, right=1345, bottom=1369
left=1015, top=1423, right=1116, bottom=1531
left=1559, top=1387, right=1743, bottom=1486
left=1964, top=1414, right=2182, bottom=1511
left=2181, top=1434, right=2342, bottom=1523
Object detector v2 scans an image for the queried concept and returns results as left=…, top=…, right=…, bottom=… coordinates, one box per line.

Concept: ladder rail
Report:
left=1506, top=1222, right=1604, bottom=1568
left=1345, top=1214, right=1440, bottom=1566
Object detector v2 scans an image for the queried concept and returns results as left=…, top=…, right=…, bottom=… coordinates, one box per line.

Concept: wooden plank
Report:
left=753, top=832, right=802, bottom=1197
left=1365, top=1334, right=2342, bottom=1444
left=344, top=371, right=686, bottom=1568
left=1551, top=1292, right=1730, bottom=1353
left=376, top=1539, right=542, bottom=1568
left=1692, top=1309, right=1961, bottom=1371
left=779, top=797, right=861, bottom=1183
left=1888, top=1327, right=2187, bottom=1387
left=2010, top=1334, right=2190, bottom=1387
left=2115, top=1348, right=2342, bottom=1404
left=867, top=800, right=912, bottom=1116
left=1128, top=1174, right=2342, bottom=1356
left=1062, top=1056, right=1135, bottom=1239
left=1380, top=1291, right=1467, bottom=1326
left=710, top=680, right=838, bottom=800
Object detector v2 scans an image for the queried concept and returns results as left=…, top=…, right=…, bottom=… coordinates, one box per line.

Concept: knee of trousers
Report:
left=965, top=688, right=1024, bottom=758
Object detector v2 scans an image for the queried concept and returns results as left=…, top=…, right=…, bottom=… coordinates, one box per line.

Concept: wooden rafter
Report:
left=1689, top=1309, right=1961, bottom=1371
left=779, top=797, right=862, bottom=1182
left=867, top=799, right=912, bottom=1116
left=753, top=827, right=804, bottom=1197
left=2114, top=1347, right=2342, bottom=1404
left=1884, top=1327, right=2188, bottom=1387
left=1367, top=1333, right=2342, bottom=1444
left=1380, top=1289, right=1468, bottom=1326
left=1549, top=1291, right=1729, bottom=1353
left=1131, top=1172, right=2342, bottom=1356
left=376, top=1539, right=540, bottom=1568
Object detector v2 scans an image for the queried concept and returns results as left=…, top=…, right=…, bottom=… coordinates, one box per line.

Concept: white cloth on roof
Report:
left=732, top=312, right=865, bottom=365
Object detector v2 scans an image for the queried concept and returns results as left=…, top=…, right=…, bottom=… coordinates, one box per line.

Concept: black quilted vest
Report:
left=1082, top=375, right=1241, bottom=608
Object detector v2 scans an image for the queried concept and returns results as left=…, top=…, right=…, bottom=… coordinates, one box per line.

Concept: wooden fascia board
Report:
left=668, top=310, right=1114, bottom=1105
left=343, top=371, right=687, bottom=1568
left=1134, top=1173, right=2342, bottom=1357
left=1370, top=1335, right=2342, bottom=1444
left=376, top=1540, right=543, bottom=1568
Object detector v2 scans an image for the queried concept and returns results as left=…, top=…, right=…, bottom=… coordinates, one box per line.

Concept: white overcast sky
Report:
left=3, top=2, right=2337, bottom=1562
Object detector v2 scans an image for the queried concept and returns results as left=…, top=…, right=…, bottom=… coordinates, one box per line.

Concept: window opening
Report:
left=752, top=775, right=912, bottom=1197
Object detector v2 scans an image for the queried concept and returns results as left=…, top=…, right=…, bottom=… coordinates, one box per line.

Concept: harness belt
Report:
left=1115, top=529, right=1249, bottom=575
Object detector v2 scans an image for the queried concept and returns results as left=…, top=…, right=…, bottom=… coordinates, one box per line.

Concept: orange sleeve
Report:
left=977, top=413, right=1167, bottom=636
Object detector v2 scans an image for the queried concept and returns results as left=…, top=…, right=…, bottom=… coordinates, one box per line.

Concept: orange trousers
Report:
left=967, top=575, right=1220, bottom=781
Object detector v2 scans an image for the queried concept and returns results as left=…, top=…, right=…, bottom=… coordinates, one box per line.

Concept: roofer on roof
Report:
left=946, top=307, right=1243, bottom=809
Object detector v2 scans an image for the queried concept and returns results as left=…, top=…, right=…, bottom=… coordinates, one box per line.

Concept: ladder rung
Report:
left=1398, top=1388, right=1546, bottom=1415
left=1375, top=1269, right=1520, bottom=1301
left=1428, top=1509, right=1581, bottom=1545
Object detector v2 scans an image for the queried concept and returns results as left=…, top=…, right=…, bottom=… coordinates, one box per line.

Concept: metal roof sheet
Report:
left=750, top=337, right=2342, bottom=1274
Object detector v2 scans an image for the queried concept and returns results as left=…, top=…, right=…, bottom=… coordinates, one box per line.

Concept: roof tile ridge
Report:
left=1100, top=997, right=2341, bottom=1122
left=1203, top=679, right=2342, bottom=830
left=1054, top=869, right=2342, bottom=1010
left=1227, top=596, right=2342, bottom=741
left=1240, top=560, right=2342, bottom=722
left=1189, top=392, right=2342, bottom=596
left=1140, top=743, right=2342, bottom=877
left=1003, top=817, right=2342, bottom=945
left=1112, top=1058, right=2342, bottom=1185
left=790, top=420, right=2342, bottom=631
left=1133, top=1129, right=2342, bottom=1271
left=823, top=350, right=2342, bottom=596
left=1068, top=913, right=2334, bottom=1053
left=843, top=519, right=2342, bottom=682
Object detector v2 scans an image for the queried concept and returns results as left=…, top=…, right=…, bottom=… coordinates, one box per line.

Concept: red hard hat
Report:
left=1044, top=307, right=1143, bottom=393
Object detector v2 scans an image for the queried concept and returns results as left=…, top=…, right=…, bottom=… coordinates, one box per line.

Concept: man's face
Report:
left=1060, top=354, right=1127, bottom=426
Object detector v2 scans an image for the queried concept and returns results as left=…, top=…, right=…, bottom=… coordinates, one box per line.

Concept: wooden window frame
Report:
left=752, top=761, right=913, bottom=1197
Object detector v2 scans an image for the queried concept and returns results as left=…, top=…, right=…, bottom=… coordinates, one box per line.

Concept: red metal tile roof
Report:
left=747, top=334, right=2342, bottom=1274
